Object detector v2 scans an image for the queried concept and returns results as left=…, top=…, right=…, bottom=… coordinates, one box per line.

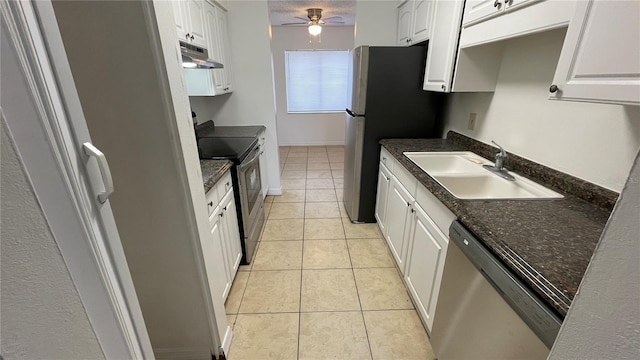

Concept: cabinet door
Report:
left=206, top=211, right=232, bottom=302
left=410, top=0, right=433, bottom=44
left=423, top=0, right=464, bottom=92
left=221, top=190, right=242, bottom=278
left=397, top=1, right=414, bottom=45
left=385, top=176, right=413, bottom=273
left=172, top=0, right=189, bottom=42
left=203, top=1, right=222, bottom=62
left=375, top=162, right=392, bottom=237
left=186, top=0, right=207, bottom=47
left=463, top=0, right=503, bottom=26
left=550, top=0, right=640, bottom=105
left=404, top=203, right=448, bottom=332
left=215, top=7, right=233, bottom=93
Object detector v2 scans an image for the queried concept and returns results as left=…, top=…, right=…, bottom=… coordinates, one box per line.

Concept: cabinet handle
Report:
left=219, top=213, right=224, bottom=218
left=505, top=0, right=512, bottom=4
left=407, top=202, right=411, bottom=207
left=441, top=84, right=446, bottom=91
left=494, top=0, right=501, bottom=8
left=223, top=206, right=227, bottom=211
left=549, top=84, right=559, bottom=93
left=185, top=33, right=190, bottom=40
left=190, top=35, right=195, bottom=40
left=208, top=201, right=213, bottom=207
left=411, top=208, right=415, bottom=213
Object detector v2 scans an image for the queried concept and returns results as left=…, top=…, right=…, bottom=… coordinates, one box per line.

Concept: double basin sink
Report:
left=404, top=152, right=563, bottom=200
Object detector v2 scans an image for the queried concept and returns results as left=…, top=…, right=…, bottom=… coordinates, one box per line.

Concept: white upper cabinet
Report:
left=458, top=0, right=573, bottom=48
left=173, top=1, right=189, bottom=41
left=423, top=0, right=465, bottom=92
left=173, top=0, right=207, bottom=47
left=214, top=6, right=233, bottom=93
left=410, top=0, right=434, bottom=44
left=397, top=1, right=413, bottom=45
left=186, top=0, right=207, bottom=47
left=550, top=0, right=640, bottom=105
left=463, top=0, right=503, bottom=26
left=397, top=0, right=434, bottom=46
left=183, top=1, right=234, bottom=96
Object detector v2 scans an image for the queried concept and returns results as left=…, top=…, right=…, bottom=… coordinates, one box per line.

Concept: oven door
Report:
left=237, top=145, right=263, bottom=237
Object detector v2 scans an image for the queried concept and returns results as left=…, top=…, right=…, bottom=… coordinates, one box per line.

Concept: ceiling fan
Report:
left=282, top=8, right=344, bottom=35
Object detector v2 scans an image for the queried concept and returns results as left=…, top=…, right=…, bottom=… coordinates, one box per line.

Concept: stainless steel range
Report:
left=198, top=136, right=264, bottom=264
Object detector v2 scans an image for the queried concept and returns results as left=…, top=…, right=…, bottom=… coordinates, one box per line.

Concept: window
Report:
left=285, top=50, right=350, bottom=113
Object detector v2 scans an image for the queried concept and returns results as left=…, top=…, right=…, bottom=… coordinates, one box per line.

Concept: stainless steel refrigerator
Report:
left=343, top=45, right=443, bottom=223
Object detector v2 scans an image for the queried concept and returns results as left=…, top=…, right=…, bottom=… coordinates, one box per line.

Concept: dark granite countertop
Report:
left=196, top=121, right=266, bottom=139
left=200, top=159, right=233, bottom=193
left=380, top=133, right=617, bottom=317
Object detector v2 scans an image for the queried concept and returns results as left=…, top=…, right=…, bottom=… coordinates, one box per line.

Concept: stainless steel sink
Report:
left=403, top=152, right=563, bottom=200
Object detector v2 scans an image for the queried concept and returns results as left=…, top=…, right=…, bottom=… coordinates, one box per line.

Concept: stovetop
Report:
left=198, top=136, right=258, bottom=163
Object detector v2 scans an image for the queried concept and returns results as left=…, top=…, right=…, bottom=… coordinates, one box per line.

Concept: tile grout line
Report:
left=339, top=203, right=376, bottom=360
left=296, top=155, right=306, bottom=360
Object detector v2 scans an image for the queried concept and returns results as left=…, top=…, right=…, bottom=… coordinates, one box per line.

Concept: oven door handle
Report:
left=239, top=147, right=261, bottom=171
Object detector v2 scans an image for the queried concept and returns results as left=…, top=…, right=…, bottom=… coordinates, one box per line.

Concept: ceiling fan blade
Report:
left=325, top=20, right=345, bottom=24
left=294, top=16, right=309, bottom=21
left=281, top=22, right=308, bottom=25
left=323, top=16, right=343, bottom=20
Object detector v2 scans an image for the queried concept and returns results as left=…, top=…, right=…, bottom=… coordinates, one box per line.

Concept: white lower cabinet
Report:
left=374, top=162, right=392, bottom=236
left=385, top=175, right=414, bottom=271
left=375, top=148, right=455, bottom=332
left=404, top=202, right=448, bottom=331
left=203, top=171, right=241, bottom=303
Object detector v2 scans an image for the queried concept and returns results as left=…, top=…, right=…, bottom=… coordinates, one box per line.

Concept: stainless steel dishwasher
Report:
left=431, top=221, right=562, bottom=360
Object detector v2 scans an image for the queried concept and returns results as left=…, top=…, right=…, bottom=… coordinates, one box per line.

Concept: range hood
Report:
left=180, top=41, right=223, bottom=69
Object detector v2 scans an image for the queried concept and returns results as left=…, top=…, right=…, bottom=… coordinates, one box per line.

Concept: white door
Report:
left=2, top=1, right=153, bottom=358
left=221, top=190, right=242, bottom=276
left=404, top=204, right=448, bottom=331
left=397, top=1, right=414, bottom=45
left=216, top=6, right=233, bottom=93
left=385, top=176, right=413, bottom=272
left=208, top=210, right=232, bottom=301
left=375, top=162, right=392, bottom=237
left=410, top=0, right=433, bottom=44
left=203, top=1, right=222, bottom=63
left=423, top=0, right=465, bottom=92
left=172, top=0, right=189, bottom=42
left=550, top=0, right=640, bottom=105
left=186, top=0, right=207, bottom=47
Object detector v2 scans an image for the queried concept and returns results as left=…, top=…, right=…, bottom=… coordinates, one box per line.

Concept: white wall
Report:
left=188, top=0, right=281, bottom=194
left=549, top=151, right=640, bottom=359
left=1, top=122, right=105, bottom=360
left=354, top=0, right=398, bottom=47
left=443, top=28, right=640, bottom=192
left=271, top=26, right=354, bottom=146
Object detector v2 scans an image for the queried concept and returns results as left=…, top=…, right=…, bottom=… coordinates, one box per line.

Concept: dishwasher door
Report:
left=431, top=221, right=560, bottom=359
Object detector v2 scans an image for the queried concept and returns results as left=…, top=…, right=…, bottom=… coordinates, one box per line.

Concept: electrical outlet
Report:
left=468, top=112, right=477, bottom=130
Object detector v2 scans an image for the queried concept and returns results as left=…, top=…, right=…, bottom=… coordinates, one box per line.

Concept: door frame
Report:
left=1, top=1, right=153, bottom=358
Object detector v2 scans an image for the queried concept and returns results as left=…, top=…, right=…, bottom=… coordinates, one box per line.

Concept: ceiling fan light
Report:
left=308, top=24, right=322, bottom=36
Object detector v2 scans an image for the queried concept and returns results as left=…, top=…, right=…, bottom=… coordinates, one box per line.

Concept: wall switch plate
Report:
left=468, top=112, right=477, bottom=130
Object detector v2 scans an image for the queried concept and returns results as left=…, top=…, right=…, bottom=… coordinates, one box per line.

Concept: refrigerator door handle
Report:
left=346, top=108, right=365, bottom=117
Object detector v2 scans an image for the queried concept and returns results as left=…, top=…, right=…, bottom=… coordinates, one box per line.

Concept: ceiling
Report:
left=267, top=0, right=356, bottom=26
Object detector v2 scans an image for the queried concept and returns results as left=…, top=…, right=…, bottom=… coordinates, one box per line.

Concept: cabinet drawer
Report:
left=380, top=147, right=395, bottom=173
left=393, top=162, right=417, bottom=197
left=205, top=186, right=220, bottom=216
left=216, top=171, right=233, bottom=199
left=416, top=183, right=456, bottom=237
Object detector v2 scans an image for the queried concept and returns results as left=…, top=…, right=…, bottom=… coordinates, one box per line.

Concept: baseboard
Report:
left=279, top=141, right=345, bottom=146
left=221, top=325, right=233, bottom=356
left=154, top=347, right=211, bottom=360
left=267, top=186, right=283, bottom=196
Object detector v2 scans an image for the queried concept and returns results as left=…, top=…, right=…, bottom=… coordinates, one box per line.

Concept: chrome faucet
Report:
left=483, top=141, right=515, bottom=181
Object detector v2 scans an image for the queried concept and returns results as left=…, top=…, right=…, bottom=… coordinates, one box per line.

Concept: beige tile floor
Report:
left=225, top=145, right=436, bottom=360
